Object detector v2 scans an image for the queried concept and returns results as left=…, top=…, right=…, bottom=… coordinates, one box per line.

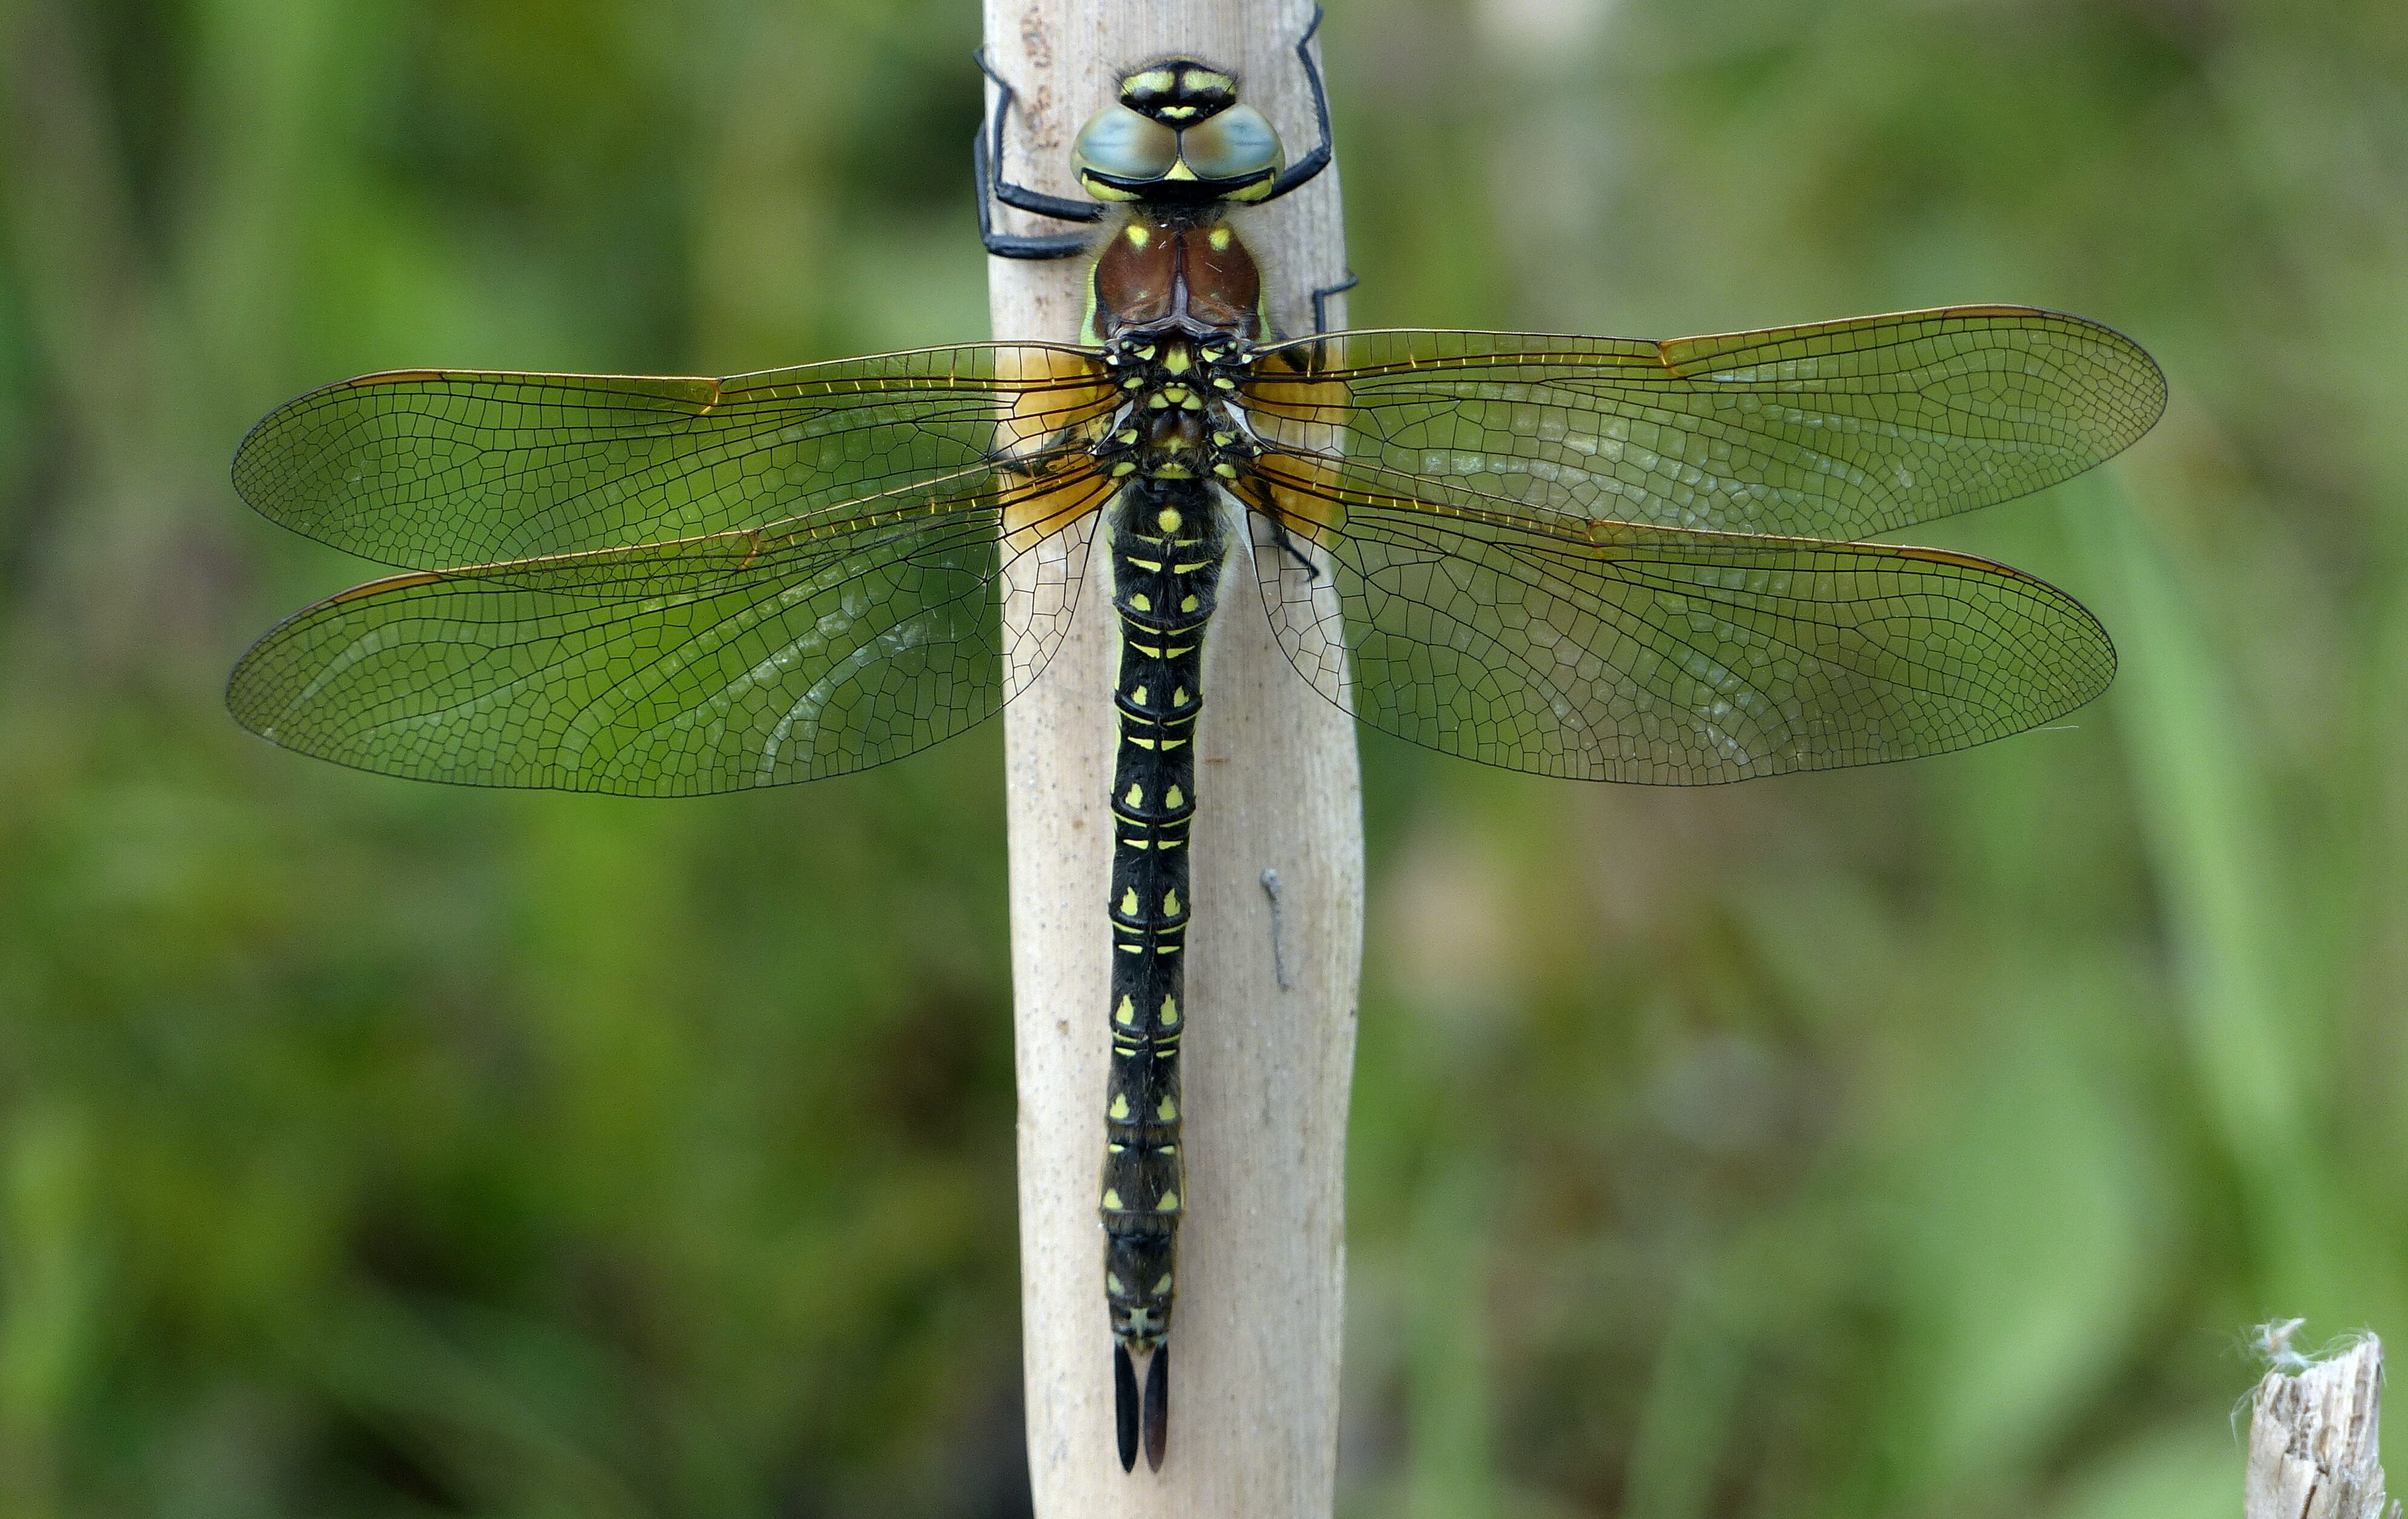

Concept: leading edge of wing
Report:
left=230, top=342, right=1113, bottom=571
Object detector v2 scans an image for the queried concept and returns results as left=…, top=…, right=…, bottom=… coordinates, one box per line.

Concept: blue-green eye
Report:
left=1178, top=104, right=1281, bottom=183
left=1074, top=105, right=1179, bottom=187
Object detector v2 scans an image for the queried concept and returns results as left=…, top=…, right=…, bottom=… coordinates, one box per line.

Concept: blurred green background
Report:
left=1, top=0, right=2401, bottom=1514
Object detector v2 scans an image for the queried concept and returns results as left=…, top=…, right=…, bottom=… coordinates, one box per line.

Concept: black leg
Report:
left=975, top=48, right=1107, bottom=228
left=975, top=120, right=1096, bottom=259
left=1307, top=269, right=1360, bottom=336
left=1255, top=5, right=1338, bottom=208
left=1269, top=517, right=1325, bottom=582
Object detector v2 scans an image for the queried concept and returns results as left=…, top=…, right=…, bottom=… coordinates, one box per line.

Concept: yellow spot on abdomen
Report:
left=1180, top=593, right=1199, bottom=611
left=1156, top=507, right=1182, bottom=533
left=1157, top=1191, right=1179, bottom=1211
left=1163, top=888, right=1181, bottom=916
left=1157, top=1094, right=1178, bottom=1121
left=1165, top=786, right=1184, bottom=809
left=1110, top=1095, right=1130, bottom=1120
left=1115, top=994, right=1135, bottom=1026
left=1104, top=1189, right=1124, bottom=1209
left=1120, top=887, right=1140, bottom=916
left=1160, top=994, right=1179, bottom=1028
left=1125, top=782, right=1143, bottom=806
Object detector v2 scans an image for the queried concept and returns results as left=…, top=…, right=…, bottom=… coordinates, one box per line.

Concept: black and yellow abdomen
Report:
left=1098, top=467, right=1224, bottom=1466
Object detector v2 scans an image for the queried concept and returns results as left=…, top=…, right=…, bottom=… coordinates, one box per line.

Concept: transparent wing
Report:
left=227, top=468, right=1111, bottom=795
left=1242, top=462, right=2114, bottom=784
left=1243, top=307, right=2164, bottom=540
left=233, top=344, right=1117, bottom=568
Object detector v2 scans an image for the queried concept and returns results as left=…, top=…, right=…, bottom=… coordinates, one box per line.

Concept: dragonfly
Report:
left=226, top=7, right=2165, bottom=1477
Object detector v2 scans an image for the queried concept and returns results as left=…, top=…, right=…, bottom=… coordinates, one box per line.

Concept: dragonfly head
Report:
left=1074, top=59, right=1285, bottom=206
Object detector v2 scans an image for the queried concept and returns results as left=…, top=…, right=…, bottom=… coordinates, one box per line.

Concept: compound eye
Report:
left=1177, top=104, right=1282, bottom=182
left=1074, top=105, right=1180, bottom=184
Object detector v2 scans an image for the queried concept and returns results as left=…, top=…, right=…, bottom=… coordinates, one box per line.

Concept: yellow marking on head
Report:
left=1126, top=69, right=1176, bottom=94
left=1208, top=226, right=1232, bottom=251
left=1158, top=1190, right=1180, bottom=1210
left=1189, top=70, right=1234, bottom=93
left=1165, top=786, right=1184, bottom=809
left=1130, top=592, right=1151, bottom=611
left=1104, top=1189, right=1124, bottom=1209
left=1163, top=889, right=1182, bottom=916
left=1158, top=1094, right=1179, bottom=1121
left=1160, top=994, right=1180, bottom=1027
left=1124, top=223, right=1151, bottom=248
left=1157, top=507, right=1183, bottom=532
left=1110, top=1095, right=1130, bottom=1120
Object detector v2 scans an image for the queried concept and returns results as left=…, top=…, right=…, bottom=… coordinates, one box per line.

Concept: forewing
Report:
left=226, top=468, right=1112, bottom=795
left=1242, top=464, right=2114, bottom=784
left=234, top=344, right=1115, bottom=569
left=1245, top=307, right=2164, bottom=541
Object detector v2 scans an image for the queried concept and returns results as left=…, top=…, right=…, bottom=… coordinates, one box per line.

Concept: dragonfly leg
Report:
left=1307, top=269, right=1360, bottom=336
left=973, top=47, right=1105, bottom=259
left=1267, top=516, right=1324, bottom=582
left=1254, top=4, right=1339, bottom=208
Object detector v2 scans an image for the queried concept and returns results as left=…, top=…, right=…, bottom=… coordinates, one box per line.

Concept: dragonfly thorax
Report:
left=1099, top=334, right=1260, bottom=484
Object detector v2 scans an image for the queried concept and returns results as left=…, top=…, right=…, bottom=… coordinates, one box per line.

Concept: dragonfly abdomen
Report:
left=1101, top=471, right=1225, bottom=1471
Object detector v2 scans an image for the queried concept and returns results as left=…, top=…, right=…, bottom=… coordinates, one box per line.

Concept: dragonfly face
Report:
left=227, top=7, right=2167, bottom=1484
left=1072, top=60, right=1286, bottom=205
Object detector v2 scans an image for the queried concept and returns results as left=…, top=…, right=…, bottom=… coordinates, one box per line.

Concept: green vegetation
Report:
left=1, top=1, right=2400, bottom=1514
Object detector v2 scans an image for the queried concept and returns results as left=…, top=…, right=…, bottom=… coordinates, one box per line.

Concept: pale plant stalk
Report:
left=2248, top=1327, right=2397, bottom=1519
left=984, top=0, right=1363, bottom=1513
